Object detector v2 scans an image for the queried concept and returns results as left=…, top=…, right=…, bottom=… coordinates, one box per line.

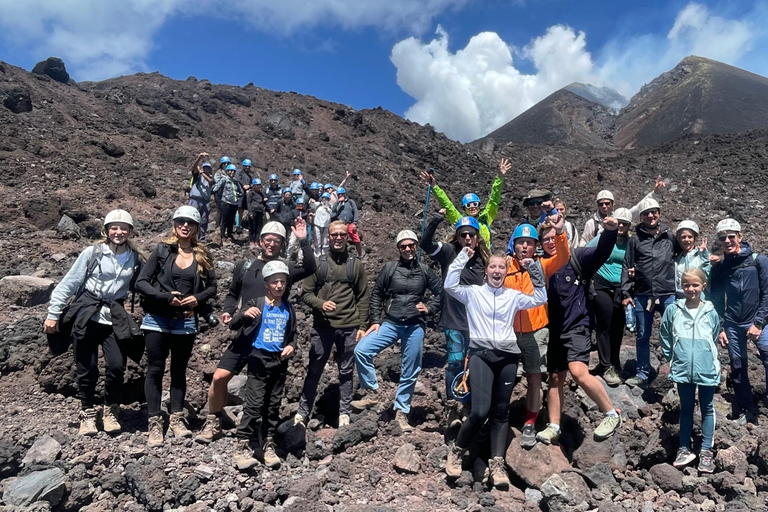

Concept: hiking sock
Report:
left=604, top=409, right=618, bottom=417
left=525, top=410, right=538, bottom=425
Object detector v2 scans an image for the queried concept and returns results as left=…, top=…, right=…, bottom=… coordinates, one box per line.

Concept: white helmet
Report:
left=596, top=190, right=614, bottom=203
left=638, top=198, right=660, bottom=214
left=613, top=208, right=632, bottom=224
left=395, top=229, right=418, bottom=245
left=173, top=205, right=201, bottom=224
left=716, top=218, right=741, bottom=234
left=260, top=221, right=286, bottom=239
left=676, top=220, right=700, bottom=236
left=103, top=209, right=134, bottom=227
left=262, top=260, right=289, bottom=279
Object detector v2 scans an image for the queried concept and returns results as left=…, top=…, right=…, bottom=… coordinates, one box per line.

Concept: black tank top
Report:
left=172, top=260, right=197, bottom=296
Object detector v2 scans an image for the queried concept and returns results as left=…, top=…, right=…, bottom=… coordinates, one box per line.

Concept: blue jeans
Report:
left=634, top=294, right=675, bottom=379
left=444, top=329, right=469, bottom=402
left=354, top=321, right=424, bottom=413
left=677, top=383, right=716, bottom=451
left=723, top=321, right=768, bottom=414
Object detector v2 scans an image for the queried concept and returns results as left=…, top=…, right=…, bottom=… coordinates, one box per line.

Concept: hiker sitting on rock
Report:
left=443, top=247, right=548, bottom=490
left=231, top=261, right=297, bottom=471
left=44, top=209, right=144, bottom=437
left=187, top=153, right=214, bottom=242
left=195, top=220, right=316, bottom=444
left=135, top=206, right=217, bottom=447
left=351, top=230, right=442, bottom=433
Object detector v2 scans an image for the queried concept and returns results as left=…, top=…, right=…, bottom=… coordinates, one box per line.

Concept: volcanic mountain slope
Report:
left=565, top=82, right=628, bottom=109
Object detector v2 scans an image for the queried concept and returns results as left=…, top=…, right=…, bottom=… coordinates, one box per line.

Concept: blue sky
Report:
left=1, top=0, right=766, bottom=141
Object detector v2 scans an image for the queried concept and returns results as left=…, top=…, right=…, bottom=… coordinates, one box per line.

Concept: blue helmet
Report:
left=295, top=197, right=305, bottom=205
left=455, top=216, right=480, bottom=232
left=321, top=192, right=331, bottom=199
left=251, top=178, right=262, bottom=186
left=201, top=162, right=212, bottom=169
left=310, top=182, right=321, bottom=190
left=220, top=156, right=231, bottom=164
left=225, top=164, right=237, bottom=171
left=292, top=168, right=302, bottom=176
left=242, top=159, right=252, bottom=167
left=282, top=188, right=292, bottom=195
left=506, top=223, right=538, bottom=255
left=462, top=193, right=481, bottom=208
left=337, top=187, right=346, bottom=194
left=269, top=174, right=279, bottom=181
left=324, top=183, right=334, bottom=190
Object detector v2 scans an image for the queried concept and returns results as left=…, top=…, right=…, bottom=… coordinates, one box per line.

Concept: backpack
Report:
left=315, top=254, right=356, bottom=292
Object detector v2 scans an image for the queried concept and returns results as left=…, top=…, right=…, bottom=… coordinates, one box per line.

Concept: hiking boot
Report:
left=594, top=414, right=621, bottom=440
left=395, top=410, right=413, bottom=433
left=79, top=408, right=99, bottom=436
left=698, top=449, right=715, bottom=474
left=195, top=414, right=222, bottom=444
left=263, top=439, right=280, bottom=469
left=102, top=404, right=122, bottom=434
left=446, top=443, right=464, bottom=478
left=147, top=416, right=164, bottom=447
left=625, top=375, right=647, bottom=387
left=536, top=424, right=561, bottom=445
left=233, top=440, right=259, bottom=471
left=278, top=413, right=306, bottom=435
left=673, top=447, right=696, bottom=468
left=735, top=411, right=759, bottom=426
left=350, top=389, right=380, bottom=411
left=338, top=414, right=350, bottom=427
left=603, top=367, right=622, bottom=387
left=489, top=457, right=510, bottom=490
left=520, top=423, right=537, bottom=448
left=169, top=412, right=192, bottom=438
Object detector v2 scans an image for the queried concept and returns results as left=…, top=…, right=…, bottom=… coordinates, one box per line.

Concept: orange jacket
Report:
left=504, top=232, right=570, bottom=333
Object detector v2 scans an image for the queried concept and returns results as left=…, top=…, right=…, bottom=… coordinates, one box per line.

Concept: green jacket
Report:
left=432, top=175, right=503, bottom=245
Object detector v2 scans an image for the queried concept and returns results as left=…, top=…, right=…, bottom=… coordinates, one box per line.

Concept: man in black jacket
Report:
left=620, top=198, right=679, bottom=386
left=352, top=229, right=442, bottom=432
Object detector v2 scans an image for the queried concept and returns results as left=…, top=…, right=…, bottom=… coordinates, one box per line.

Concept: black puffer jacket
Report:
left=621, top=222, right=679, bottom=299
left=710, top=243, right=768, bottom=328
left=369, top=258, right=442, bottom=326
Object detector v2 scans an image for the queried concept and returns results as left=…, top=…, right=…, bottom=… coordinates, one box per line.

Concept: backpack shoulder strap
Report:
left=240, top=258, right=255, bottom=283
left=346, top=255, right=357, bottom=284
left=76, top=246, right=103, bottom=298
left=569, top=251, right=583, bottom=281
left=315, top=255, right=329, bottom=291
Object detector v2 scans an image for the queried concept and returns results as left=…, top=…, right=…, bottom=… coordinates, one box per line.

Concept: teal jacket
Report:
left=659, top=299, right=721, bottom=387
left=674, top=248, right=711, bottom=299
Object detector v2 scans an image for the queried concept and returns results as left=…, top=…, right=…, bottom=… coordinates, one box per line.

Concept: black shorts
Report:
left=547, top=325, right=592, bottom=373
left=216, top=341, right=250, bottom=374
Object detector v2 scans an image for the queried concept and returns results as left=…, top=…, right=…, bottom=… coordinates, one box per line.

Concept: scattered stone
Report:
left=541, top=474, right=574, bottom=503
left=583, top=462, right=617, bottom=487
left=0, top=440, right=23, bottom=479
left=332, top=411, right=378, bottom=452
left=427, top=445, right=448, bottom=470
left=194, top=464, right=215, bottom=481
left=2, top=467, right=67, bottom=507
left=506, top=427, right=571, bottom=488
left=525, top=487, right=543, bottom=505
left=572, top=435, right=627, bottom=471
left=56, top=215, right=81, bottom=239
left=227, top=375, right=248, bottom=404
left=22, top=434, right=61, bottom=466
left=125, top=457, right=170, bottom=511
left=649, top=463, right=683, bottom=492
left=715, top=446, right=748, bottom=478
left=393, top=443, right=421, bottom=474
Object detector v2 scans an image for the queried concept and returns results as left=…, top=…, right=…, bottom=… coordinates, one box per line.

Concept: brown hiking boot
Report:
left=446, top=442, right=464, bottom=478
left=195, top=414, right=222, bottom=444
left=233, top=440, right=259, bottom=471
left=102, top=404, right=122, bottom=434
left=263, top=439, right=281, bottom=469
left=79, top=408, right=99, bottom=436
left=169, top=412, right=192, bottom=438
left=489, top=457, right=510, bottom=489
left=350, top=389, right=381, bottom=411
left=395, top=410, right=413, bottom=433
left=147, top=416, right=164, bottom=447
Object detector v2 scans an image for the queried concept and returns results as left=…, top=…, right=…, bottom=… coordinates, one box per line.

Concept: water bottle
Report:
left=625, top=303, right=636, bottom=332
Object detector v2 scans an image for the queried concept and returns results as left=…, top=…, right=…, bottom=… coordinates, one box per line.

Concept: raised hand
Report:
left=498, top=158, right=511, bottom=176
left=654, top=175, right=667, bottom=194
left=603, top=216, right=619, bottom=231
left=419, top=170, right=434, bottom=186
left=698, top=236, right=708, bottom=252
left=292, top=217, right=308, bottom=239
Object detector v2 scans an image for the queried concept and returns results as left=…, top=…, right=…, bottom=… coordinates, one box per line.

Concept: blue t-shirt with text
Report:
left=252, top=302, right=290, bottom=352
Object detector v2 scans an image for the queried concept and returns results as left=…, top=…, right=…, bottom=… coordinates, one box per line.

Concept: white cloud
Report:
left=392, top=2, right=768, bottom=142
left=0, top=0, right=465, bottom=80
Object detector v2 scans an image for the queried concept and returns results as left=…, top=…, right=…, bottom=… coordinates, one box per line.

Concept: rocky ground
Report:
left=2, top=58, right=768, bottom=510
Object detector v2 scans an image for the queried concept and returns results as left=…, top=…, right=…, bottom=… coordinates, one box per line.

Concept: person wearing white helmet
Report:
left=195, top=218, right=316, bottom=444
left=44, top=209, right=145, bottom=437
left=710, top=218, right=768, bottom=425
left=674, top=220, right=711, bottom=300
left=580, top=176, right=667, bottom=247
left=620, top=196, right=678, bottom=387
left=188, top=152, right=214, bottom=242
left=230, top=260, right=297, bottom=471
left=135, top=205, right=217, bottom=447
left=586, top=207, right=633, bottom=386
left=351, top=230, right=442, bottom=433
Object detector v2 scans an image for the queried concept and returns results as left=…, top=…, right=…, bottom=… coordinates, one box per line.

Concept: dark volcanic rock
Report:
left=649, top=463, right=683, bottom=492
left=125, top=457, right=170, bottom=511
left=2, top=85, right=32, bottom=113
left=0, top=439, right=23, bottom=479
left=146, top=121, right=179, bottom=139
left=31, top=57, right=71, bottom=84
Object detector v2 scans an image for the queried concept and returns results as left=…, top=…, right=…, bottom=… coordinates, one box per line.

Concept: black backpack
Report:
left=315, top=254, right=357, bottom=292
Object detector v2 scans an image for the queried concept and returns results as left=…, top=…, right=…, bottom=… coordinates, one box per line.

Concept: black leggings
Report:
left=73, top=321, right=126, bottom=409
left=593, top=276, right=624, bottom=370
left=249, top=212, right=263, bottom=242
left=456, top=349, right=519, bottom=457
left=220, top=202, right=238, bottom=239
left=144, top=331, right=195, bottom=417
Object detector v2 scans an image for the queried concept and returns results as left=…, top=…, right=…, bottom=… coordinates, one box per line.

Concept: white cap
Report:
left=262, top=260, right=289, bottom=279
left=596, top=190, right=614, bottom=202
left=638, top=197, right=660, bottom=214
left=676, top=220, right=700, bottom=236
left=716, top=218, right=741, bottom=234
left=104, top=209, right=134, bottom=227
left=173, top=205, right=201, bottom=224
left=613, top=208, right=632, bottom=223
left=396, top=230, right=418, bottom=245
left=260, top=221, right=287, bottom=239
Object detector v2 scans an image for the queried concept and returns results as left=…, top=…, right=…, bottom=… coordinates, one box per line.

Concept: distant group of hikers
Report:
left=42, top=154, right=768, bottom=486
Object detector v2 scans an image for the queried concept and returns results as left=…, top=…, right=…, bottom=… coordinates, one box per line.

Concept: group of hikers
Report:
left=41, top=155, right=768, bottom=488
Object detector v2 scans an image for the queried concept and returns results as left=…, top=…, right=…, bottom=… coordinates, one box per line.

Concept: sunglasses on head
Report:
left=718, top=234, right=738, bottom=242
left=464, top=201, right=480, bottom=209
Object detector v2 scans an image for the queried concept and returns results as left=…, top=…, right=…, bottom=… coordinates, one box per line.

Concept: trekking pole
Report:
left=418, top=168, right=434, bottom=262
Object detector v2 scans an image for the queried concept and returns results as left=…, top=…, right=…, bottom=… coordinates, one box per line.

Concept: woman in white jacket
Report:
left=442, top=248, right=547, bottom=489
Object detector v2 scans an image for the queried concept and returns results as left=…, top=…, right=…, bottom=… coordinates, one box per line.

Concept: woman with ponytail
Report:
left=135, top=205, right=217, bottom=447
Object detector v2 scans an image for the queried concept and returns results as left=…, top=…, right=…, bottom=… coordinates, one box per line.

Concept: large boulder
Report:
left=506, top=428, right=572, bottom=488
left=2, top=467, right=67, bottom=507
left=1, top=85, right=32, bottom=113
left=0, top=275, right=55, bottom=307
left=649, top=463, right=683, bottom=492
left=31, top=57, right=71, bottom=84
left=56, top=214, right=81, bottom=239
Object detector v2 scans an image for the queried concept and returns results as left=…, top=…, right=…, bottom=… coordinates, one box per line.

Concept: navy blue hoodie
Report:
left=710, top=242, right=768, bottom=328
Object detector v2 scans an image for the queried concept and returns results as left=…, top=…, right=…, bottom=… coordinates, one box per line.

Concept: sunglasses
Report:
left=618, top=221, right=630, bottom=227
left=642, top=209, right=660, bottom=216
left=174, top=218, right=197, bottom=226
left=464, top=202, right=480, bottom=209
left=527, top=199, right=544, bottom=206
left=329, top=233, right=348, bottom=239
left=398, top=243, right=416, bottom=250
left=458, top=231, right=477, bottom=238
left=598, top=201, right=613, bottom=207
left=718, top=234, right=738, bottom=242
